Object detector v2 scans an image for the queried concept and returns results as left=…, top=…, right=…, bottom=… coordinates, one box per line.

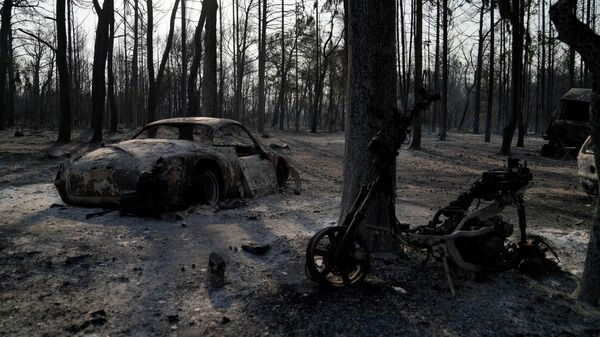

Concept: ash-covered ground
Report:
left=1, top=128, right=599, bottom=337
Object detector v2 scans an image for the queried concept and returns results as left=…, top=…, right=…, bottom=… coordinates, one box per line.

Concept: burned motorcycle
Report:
left=305, top=94, right=555, bottom=291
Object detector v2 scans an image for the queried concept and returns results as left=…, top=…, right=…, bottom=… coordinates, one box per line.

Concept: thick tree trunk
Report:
left=257, top=0, right=267, bottom=133
left=0, top=0, right=13, bottom=131
left=131, top=0, right=139, bottom=125
left=181, top=0, right=187, bottom=116
left=279, top=0, right=286, bottom=130
left=90, top=0, right=112, bottom=143
left=473, top=3, right=485, bottom=134
left=485, top=1, right=494, bottom=143
left=187, top=1, right=209, bottom=116
left=550, top=0, right=600, bottom=305
left=234, top=0, right=253, bottom=122
left=500, top=0, right=523, bottom=155
left=107, top=6, right=118, bottom=131
left=146, top=0, right=156, bottom=123
left=148, top=0, right=180, bottom=122
left=219, top=0, right=224, bottom=115
left=6, top=31, right=14, bottom=128
left=439, top=0, right=448, bottom=140
left=410, top=0, right=423, bottom=150
left=57, top=0, right=72, bottom=143
left=310, top=0, right=320, bottom=133
left=341, top=0, right=398, bottom=251
left=202, top=0, right=218, bottom=116
left=311, top=20, right=337, bottom=136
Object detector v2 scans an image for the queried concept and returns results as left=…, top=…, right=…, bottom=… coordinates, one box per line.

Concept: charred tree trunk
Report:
left=0, top=0, right=13, bottom=130
left=310, top=0, right=320, bottom=133
left=107, top=5, right=118, bottom=131
left=551, top=0, right=600, bottom=305
left=187, top=1, right=209, bottom=116
left=57, top=0, right=72, bottom=142
left=473, top=2, right=485, bottom=134
left=279, top=0, right=286, bottom=130
left=6, top=29, right=14, bottom=128
left=202, top=0, right=218, bottom=116
left=90, top=0, right=112, bottom=143
left=500, top=0, right=523, bottom=154
left=439, top=0, right=448, bottom=140
left=257, top=0, right=267, bottom=133
left=147, top=0, right=180, bottom=122
left=341, top=0, right=398, bottom=251
left=131, top=0, right=140, bottom=125
left=410, top=0, right=423, bottom=150
left=485, top=0, right=495, bottom=142
left=219, top=0, right=224, bottom=115
left=181, top=0, right=187, bottom=115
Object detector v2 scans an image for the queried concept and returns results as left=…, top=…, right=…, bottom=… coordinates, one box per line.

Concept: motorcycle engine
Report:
left=455, top=216, right=515, bottom=268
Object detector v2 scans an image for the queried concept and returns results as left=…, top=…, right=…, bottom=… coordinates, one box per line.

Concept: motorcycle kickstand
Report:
left=442, top=255, right=456, bottom=297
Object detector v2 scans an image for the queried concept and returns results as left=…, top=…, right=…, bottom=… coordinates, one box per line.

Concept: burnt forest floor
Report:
left=0, top=127, right=599, bottom=337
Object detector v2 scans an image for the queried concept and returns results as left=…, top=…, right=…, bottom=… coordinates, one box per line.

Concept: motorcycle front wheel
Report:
left=305, top=226, right=370, bottom=288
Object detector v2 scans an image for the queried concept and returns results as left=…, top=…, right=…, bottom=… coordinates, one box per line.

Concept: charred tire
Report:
left=199, top=170, right=220, bottom=207
left=276, top=160, right=289, bottom=188
left=305, top=226, right=369, bottom=288
left=581, top=178, right=599, bottom=197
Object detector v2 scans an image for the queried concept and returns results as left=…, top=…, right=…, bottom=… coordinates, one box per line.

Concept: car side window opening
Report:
left=213, top=124, right=258, bottom=157
left=193, top=125, right=213, bottom=143
left=155, top=125, right=181, bottom=139
left=559, top=100, right=590, bottom=122
left=136, top=125, right=180, bottom=139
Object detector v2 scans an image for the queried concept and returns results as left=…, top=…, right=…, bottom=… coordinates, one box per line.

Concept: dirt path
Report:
left=1, top=129, right=599, bottom=337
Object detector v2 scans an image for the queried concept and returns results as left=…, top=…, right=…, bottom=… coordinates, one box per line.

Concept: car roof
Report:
left=561, top=88, right=592, bottom=102
left=146, top=117, right=242, bottom=129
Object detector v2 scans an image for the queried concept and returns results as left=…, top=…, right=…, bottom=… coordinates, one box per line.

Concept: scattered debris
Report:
left=46, top=148, right=71, bottom=159
left=206, top=252, right=226, bottom=289
left=215, top=199, right=247, bottom=212
left=65, top=254, right=92, bottom=266
left=67, top=309, right=107, bottom=333
left=269, top=143, right=291, bottom=151
left=167, top=314, right=179, bottom=323
left=392, top=286, right=407, bottom=294
left=85, top=209, right=115, bottom=219
left=241, top=242, right=271, bottom=255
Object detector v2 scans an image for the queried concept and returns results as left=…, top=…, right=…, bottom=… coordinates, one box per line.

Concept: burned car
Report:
left=55, top=117, right=300, bottom=214
left=577, top=136, right=597, bottom=196
left=541, top=88, right=591, bottom=157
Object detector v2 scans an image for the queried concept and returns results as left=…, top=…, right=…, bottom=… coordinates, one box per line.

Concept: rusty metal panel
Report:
left=238, top=155, right=277, bottom=197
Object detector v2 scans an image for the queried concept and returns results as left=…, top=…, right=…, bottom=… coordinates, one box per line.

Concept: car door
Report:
left=212, top=124, right=277, bottom=197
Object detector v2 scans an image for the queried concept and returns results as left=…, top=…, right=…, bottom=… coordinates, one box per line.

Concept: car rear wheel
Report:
left=200, top=170, right=220, bottom=207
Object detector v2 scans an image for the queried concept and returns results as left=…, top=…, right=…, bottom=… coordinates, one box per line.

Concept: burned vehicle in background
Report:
left=577, top=136, right=598, bottom=196
left=541, top=88, right=591, bottom=157
left=55, top=117, right=300, bottom=215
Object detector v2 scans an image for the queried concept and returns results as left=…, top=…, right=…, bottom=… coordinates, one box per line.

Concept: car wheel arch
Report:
left=193, top=158, right=226, bottom=200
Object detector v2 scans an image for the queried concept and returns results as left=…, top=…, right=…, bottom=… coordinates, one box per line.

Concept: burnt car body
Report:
left=55, top=117, right=299, bottom=214
left=577, top=136, right=598, bottom=196
left=541, top=88, right=591, bottom=157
